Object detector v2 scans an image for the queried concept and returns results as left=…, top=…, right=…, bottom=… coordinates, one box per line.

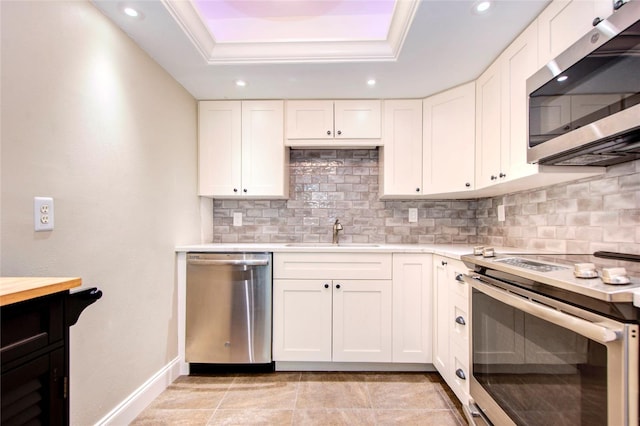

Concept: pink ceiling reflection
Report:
left=192, top=0, right=396, bottom=42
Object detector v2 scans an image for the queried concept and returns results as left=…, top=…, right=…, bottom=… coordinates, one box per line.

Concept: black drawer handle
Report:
left=455, top=369, right=466, bottom=380
left=455, top=316, right=466, bottom=326
left=455, top=273, right=464, bottom=282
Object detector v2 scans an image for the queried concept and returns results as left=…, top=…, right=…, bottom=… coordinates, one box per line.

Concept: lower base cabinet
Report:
left=273, top=278, right=392, bottom=362
left=433, top=255, right=471, bottom=405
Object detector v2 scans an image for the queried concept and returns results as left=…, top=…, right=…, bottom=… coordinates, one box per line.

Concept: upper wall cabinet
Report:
left=474, top=15, right=604, bottom=196
left=285, top=100, right=381, bottom=148
left=537, top=0, right=613, bottom=68
left=380, top=84, right=475, bottom=199
left=423, top=82, right=475, bottom=195
left=198, top=100, right=288, bottom=199
left=379, top=99, right=423, bottom=197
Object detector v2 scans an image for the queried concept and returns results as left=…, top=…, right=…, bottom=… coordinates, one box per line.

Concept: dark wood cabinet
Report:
left=1, top=287, right=101, bottom=426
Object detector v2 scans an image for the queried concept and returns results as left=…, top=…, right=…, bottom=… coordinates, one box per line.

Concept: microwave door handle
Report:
left=187, top=259, right=269, bottom=267
left=467, top=275, right=620, bottom=344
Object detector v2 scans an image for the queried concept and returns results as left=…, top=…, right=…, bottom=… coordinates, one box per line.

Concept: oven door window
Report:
left=472, top=289, right=607, bottom=425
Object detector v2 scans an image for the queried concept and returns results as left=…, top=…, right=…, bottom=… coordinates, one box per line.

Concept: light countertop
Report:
left=175, top=243, right=526, bottom=260
left=0, top=277, right=82, bottom=306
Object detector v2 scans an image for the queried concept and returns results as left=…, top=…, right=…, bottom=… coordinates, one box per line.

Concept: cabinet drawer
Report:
left=274, top=253, right=392, bottom=280
left=1, top=293, right=64, bottom=367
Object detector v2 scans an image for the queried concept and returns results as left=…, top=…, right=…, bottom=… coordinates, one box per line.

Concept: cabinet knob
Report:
left=233, top=188, right=238, bottom=193
left=499, top=173, right=506, bottom=178
left=337, top=130, right=342, bottom=136
left=415, top=187, right=420, bottom=192
left=243, top=188, right=248, bottom=193
left=335, top=284, right=341, bottom=289
left=465, top=182, right=471, bottom=188
left=327, top=130, right=331, bottom=135
left=490, top=175, right=497, bottom=181
left=455, top=369, right=466, bottom=380
left=455, top=316, right=466, bottom=326
left=455, top=273, right=464, bottom=282
left=441, top=261, right=447, bottom=266
left=324, top=283, right=329, bottom=289
left=592, top=16, right=603, bottom=26
left=613, top=0, right=624, bottom=10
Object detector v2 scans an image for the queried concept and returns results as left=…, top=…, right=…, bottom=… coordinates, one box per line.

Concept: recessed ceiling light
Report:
left=473, top=1, right=492, bottom=14
left=123, top=7, right=139, bottom=17
left=367, top=79, right=376, bottom=86
left=235, top=80, right=247, bottom=87
left=120, top=5, right=144, bottom=19
left=556, top=75, right=569, bottom=82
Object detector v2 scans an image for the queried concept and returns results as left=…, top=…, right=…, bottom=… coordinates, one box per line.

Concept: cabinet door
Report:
left=500, top=21, right=539, bottom=181
left=475, top=61, right=502, bottom=188
left=334, top=100, right=381, bottom=139
left=198, top=101, right=242, bottom=196
left=392, top=254, right=432, bottom=363
left=537, top=0, right=613, bottom=67
left=272, top=279, right=332, bottom=362
left=241, top=101, right=287, bottom=198
left=432, top=257, right=450, bottom=376
left=285, top=100, right=334, bottom=139
left=380, top=99, right=423, bottom=196
left=332, top=279, right=392, bottom=362
left=423, top=82, right=475, bottom=194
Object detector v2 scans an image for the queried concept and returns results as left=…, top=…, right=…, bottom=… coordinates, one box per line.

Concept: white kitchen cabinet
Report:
left=537, top=0, right=613, bottom=68
left=379, top=99, right=423, bottom=197
left=423, top=82, right=475, bottom=194
left=475, top=60, right=503, bottom=189
left=198, top=100, right=288, bottom=198
left=392, top=254, right=432, bottom=363
left=272, top=253, right=393, bottom=363
left=285, top=100, right=381, bottom=147
left=333, top=279, right=392, bottom=362
left=272, top=279, right=332, bottom=362
left=500, top=21, right=539, bottom=182
left=433, top=256, right=470, bottom=405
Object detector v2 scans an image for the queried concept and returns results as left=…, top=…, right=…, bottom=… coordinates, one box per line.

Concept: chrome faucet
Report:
left=332, top=219, right=344, bottom=244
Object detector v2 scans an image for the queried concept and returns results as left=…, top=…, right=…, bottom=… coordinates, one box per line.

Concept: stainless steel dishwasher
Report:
left=186, top=252, right=272, bottom=364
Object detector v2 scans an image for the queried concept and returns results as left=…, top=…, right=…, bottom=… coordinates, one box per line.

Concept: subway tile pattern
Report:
left=477, top=159, right=640, bottom=253
left=212, top=150, right=478, bottom=245
left=210, top=150, right=639, bottom=254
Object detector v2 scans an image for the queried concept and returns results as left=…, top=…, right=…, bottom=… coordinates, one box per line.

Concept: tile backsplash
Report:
left=211, top=150, right=639, bottom=253
left=212, top=150, right=478, bottom=244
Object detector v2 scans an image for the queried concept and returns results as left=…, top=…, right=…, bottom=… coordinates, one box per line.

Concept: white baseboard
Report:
left=95, top=357, right=181, bottom=426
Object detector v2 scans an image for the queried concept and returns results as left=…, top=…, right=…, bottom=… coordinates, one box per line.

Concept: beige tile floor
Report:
left=131, top=372, right=467, bottom=425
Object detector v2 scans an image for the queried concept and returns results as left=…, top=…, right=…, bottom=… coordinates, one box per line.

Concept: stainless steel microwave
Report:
left=527, top=1, right=640, bottom=167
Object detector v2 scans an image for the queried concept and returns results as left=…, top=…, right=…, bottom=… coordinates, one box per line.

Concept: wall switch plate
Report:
left=34, top=197, right=54, bottom=231
left=497, top=204, right=506, bottom=222
left=408, top=208, right=418, bottom=223
left=233, top=212, right=242, bottom=227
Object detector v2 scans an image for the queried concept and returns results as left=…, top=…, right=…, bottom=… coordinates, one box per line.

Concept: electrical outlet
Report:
left=233, top=212, right=242, bottom=227
left=497, top=204, right=506, bottom=222
left=408, top=208, right=418, bottom=223
left=34, top=197, right=54, bottom=231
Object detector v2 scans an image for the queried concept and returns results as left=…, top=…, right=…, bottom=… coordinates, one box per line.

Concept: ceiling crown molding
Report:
left=161, top=0, right=419, bottom=64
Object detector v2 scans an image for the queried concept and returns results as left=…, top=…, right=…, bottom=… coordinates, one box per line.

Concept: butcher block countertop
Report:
left=0, top=277, right=81, bottom=306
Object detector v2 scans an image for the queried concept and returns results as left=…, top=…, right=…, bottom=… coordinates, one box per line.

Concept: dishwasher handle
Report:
left=187, top=258, right=269, bottom=267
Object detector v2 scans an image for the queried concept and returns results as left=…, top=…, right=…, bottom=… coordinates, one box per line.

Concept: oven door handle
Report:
left=465, top=274, right=620, bottom=344
left=187, top=259, right=269, bottom=267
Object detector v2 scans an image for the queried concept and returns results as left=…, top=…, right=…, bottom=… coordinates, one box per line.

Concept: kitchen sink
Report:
left=285, top=243, right=379, bottom=247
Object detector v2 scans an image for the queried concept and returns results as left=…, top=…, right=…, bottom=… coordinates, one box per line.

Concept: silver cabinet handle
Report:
left=455, top=316, right=466, bottom=325
left=187, top=259, right=269, bottom=266
left=465, top=274, right=620, bottom=344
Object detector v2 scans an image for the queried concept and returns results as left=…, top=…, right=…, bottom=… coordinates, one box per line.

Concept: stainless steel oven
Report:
left=462, top=252, right=640, bottom=426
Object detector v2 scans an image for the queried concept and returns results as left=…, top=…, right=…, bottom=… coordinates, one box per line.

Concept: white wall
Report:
left=1, top=1, right=202, bottom=423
